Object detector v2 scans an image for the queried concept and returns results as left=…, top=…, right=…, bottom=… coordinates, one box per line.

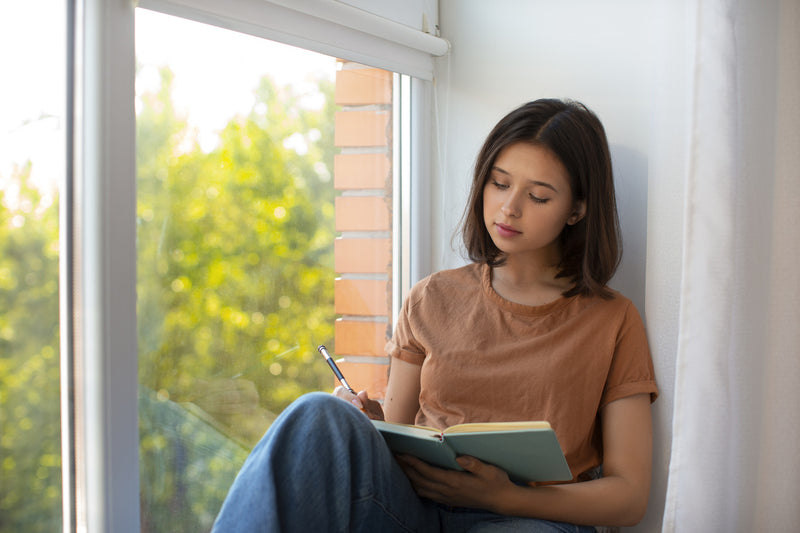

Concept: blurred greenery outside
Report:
left=1, top=64, right=341, bottom=532
left=0, top=162, right=62, bottom=532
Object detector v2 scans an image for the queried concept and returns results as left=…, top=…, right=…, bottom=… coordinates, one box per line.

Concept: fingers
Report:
left=455, top=456, right=478, bottom=473
left=332, top=386, right=365, bottom=410
left=399, top=454, right=479, bottom=476
left=357, top=391, right=385, bottom=421
left=395, top=455, right=462, bottom=502
left=331, top=388, right=385, bottom=420
left=332, top=385, right=357, bottom=402
left=395, top=454, right=512, bottom=509
left=396, top=455, right=460, bottom=490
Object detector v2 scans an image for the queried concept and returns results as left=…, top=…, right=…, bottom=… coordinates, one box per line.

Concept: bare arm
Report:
left=398, top=393, right=653, bottom=527
left=383, top=357, right=422, bottom=424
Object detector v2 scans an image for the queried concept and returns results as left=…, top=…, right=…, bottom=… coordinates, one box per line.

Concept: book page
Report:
left=371, top=420, right=440, bottom=436
left=442, top=421, right=551, bottom=434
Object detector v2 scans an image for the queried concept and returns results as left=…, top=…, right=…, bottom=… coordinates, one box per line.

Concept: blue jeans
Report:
left=211, top=392, right=596, bottom=532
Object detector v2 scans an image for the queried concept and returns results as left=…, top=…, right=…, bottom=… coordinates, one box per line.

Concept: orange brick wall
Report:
left=333, top=62, right=393, bottom=399
left=335, top=196, right=391, bottom=232
left=334, top=153, right=390, bottom=189
left=334, top=279, right=388, bottom=316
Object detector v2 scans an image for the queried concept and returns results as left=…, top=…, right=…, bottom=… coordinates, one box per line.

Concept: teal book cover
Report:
left=371, top=420, right=572, bottom=483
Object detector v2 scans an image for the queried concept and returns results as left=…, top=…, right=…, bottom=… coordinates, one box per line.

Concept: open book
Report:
left=371, top=420, right=572, bottom=483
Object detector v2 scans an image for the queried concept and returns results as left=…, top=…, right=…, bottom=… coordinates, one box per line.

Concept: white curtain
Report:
left=662, top=0, right=800, bottom=530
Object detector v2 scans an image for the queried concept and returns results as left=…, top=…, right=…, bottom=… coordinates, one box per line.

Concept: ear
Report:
left=567, top=200, right=586, bottom=225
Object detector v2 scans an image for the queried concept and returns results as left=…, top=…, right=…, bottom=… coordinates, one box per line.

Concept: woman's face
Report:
left=482, top=142, right=584, bottom=264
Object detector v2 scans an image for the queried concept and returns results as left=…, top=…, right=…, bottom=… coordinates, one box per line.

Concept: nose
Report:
left=500, top=193, right=522, bottom=218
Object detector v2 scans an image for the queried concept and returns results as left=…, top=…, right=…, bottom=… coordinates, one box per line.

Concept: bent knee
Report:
left=290, top=391, right=357, bottom=420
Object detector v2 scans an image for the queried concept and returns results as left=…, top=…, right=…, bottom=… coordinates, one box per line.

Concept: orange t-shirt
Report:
left=385, top=263, right=658, bottom=482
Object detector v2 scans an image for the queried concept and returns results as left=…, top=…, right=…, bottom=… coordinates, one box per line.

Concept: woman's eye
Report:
left=491, top=179, right=509, bottom=190
left=529, top=194, right=549, bottom=204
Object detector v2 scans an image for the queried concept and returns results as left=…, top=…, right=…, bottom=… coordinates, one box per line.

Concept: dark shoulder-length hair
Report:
left=460, top=98, right=621, bottom=299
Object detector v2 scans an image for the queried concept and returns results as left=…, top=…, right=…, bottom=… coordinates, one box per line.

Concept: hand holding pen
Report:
left=318, top=345, right=384, bottom=420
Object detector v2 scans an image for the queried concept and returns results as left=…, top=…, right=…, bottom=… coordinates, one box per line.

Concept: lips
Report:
left=495, top=223, right=521, bottom=237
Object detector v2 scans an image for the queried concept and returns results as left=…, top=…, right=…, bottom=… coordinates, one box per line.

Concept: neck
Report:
left=491, top=255, right=572, bottom=306
left=495, top=246, right=561, bottom=285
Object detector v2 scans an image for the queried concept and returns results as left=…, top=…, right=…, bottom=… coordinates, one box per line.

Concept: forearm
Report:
left=491, top=476, right=649, bottom=527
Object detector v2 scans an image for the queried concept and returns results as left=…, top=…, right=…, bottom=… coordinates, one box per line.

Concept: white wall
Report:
left=432, top=1, right=689, bottom=530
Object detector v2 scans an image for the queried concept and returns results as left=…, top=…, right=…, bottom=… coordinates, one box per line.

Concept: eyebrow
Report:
left=491, top=166, right=559, bottom=193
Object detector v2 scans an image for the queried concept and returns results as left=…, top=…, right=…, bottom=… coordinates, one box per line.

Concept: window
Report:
left=13, top=1, right=446, bottom=529
left=0, top=1, right=65, bottom=531
left=135, top=10, right=401, bottom=530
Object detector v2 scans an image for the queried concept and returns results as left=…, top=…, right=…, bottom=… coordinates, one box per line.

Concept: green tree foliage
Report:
left=136, top=67, right=338, bottom=531
left=0, top=164, right=62, bottom=532
left=137, top=66, right=337, bottom=417
left=0, top=65, right=338, bottom=533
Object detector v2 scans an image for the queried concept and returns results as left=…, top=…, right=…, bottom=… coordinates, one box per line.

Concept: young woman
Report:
left=212, top=99, right=657, bottom=533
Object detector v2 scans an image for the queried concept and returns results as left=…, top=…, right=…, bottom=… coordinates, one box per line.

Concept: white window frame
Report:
left=64, top=1, right=444, bottom=531
left=138, top=0, right=448, bottom=81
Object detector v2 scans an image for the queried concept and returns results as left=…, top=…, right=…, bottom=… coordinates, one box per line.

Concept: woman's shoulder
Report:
left=573, top=288, right=643, bottom=326
left=428, top=262, right=483, bottom=285
left=406, top=263, right=483, bottom=306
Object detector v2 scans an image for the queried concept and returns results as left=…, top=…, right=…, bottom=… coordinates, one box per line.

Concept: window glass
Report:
left=135, top=10, right=396, bottom=530
left=0, top=1, right=65, bottom=531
